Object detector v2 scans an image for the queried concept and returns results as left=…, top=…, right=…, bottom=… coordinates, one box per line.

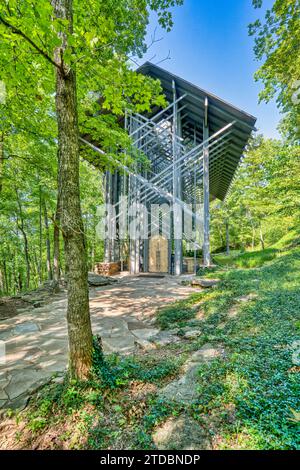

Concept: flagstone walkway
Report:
left=0, top=274, right=195, bottom=410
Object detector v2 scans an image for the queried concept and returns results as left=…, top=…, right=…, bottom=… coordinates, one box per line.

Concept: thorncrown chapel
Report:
left=82, top=63, right=256, bottom=276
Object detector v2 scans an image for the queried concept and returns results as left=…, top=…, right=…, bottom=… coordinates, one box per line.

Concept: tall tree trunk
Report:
left=52, top=154, right=61, bottom=285
left=260, top=224, right=265, bottom=251
left=225, top=219, right=230, bottom=256
left=218, top=225, right=224, bottom=247
left=32, top=251, right=40, bottom=287
left=12, top=253, right=17, bottom=295
left=53, top=203, right=61, bottom=283
left=251, top=224, right=255, bottom=250
left=91, top=226, right=95, bottom=272
left=53, top=0, right=93, bottom=380
left=18, top=272, right=22, bottom=292
left=2, top=258, right=8, bottom=293
left=16, top=190, right=30, bottom=290
left=0, top=132, right=4, bottom=193
left=43, top=199, right=53, bottom=280
left=0, top=268, right=3, bottom=293
left=39, top=185, right=43, bottom=284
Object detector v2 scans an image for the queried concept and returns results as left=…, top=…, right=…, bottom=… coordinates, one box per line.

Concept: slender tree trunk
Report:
left=91, top=227, right=95, bottom=272
left=18, top=272, right=22, bottom=292
left=39, top=185, right=43, bottom=284
left=43, top=199, right=53, bottom=280
left=19, top=227, right=30, bottom=289
left=260, top=224, right=265, bottom=251
left=6, top=247, right=12, bottom=294
left=53, top=204, right=61, bottom=283
left=52, top=157, right=61, bottom=285
left=0, top=268, right=3, bottom=293
left=53, top=0, right=93, bottom=380
left=2, top=258, right=8, bottom=293
left=0, top=132, right=4, bottom=193
left=15, top=190, right=30, bottom=290
left=12, top=254, right=17, bottom=295
left=218, top=225, right=224, bottom=247
left=32, top=251, right=40, bottom=287
left=226, top=219, right=230, bottom=256
left=251, top=225, right=255, bottom=250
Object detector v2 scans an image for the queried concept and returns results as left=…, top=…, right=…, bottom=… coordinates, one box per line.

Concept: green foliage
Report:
left=272, top=227, right=300, bottom=250
left=16, top=233, right=300, bottom=450
left=211, top=7, right=300, bottom=253
left=92, top=336, right=181, bottom=387
left=196, top=265, right=220, bottom=277
left=0, top=153, right=103, bottom=295
left=249, top=0, right=300, bottom=142
left=156, top=300, right=197, bottom=329
left=0, top=0, right=185, bottom=296
left=210, top=135, right=300, bottom=254
left=189, top=237, right=300, bottom=449
left=0, top=0, right=183, bottom=159
left=214, top=248, right=279, bottom=269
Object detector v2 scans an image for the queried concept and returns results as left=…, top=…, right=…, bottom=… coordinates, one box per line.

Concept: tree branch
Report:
left=0, top=15, right=61, bottom=71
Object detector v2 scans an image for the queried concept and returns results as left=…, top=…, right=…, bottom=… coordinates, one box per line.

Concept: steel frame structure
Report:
left=83, top=63, right=256, bottom=275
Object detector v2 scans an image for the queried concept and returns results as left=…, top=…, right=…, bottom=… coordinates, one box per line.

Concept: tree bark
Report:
left=39, top=185, right=43, bottom=284
left=218, top=225, right=224, bottom=247
left=0, top=132, right=4, bottom=193
left=260, top=224, right=265, bottom=251
left=53, top=0, right=93, bottom=380
left=52, top=150, right=61, bottom=284
left=43, top=199, right=53, bottom=280
left=53, top=203, right=61, bottom=283
left=2, top=258, right=8, bottom=293
left=16, top=190, right=30, bottom=290
left=251, top=225, right=255, bottom=250
left=226, top=219, right=230, bottom=256
left=0, top=268, right=3, bottom=293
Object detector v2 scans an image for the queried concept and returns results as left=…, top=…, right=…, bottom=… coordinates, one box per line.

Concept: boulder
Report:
left=191, top=278, right=219, bottom=288
left=188, top=343, right=225, bottom=363
left=88, top=273, right=118, bottom=287
left=182, top=328, right=202, bottom=339
left=235, top=293, right=258, bottom=302
left=150, top=331, right=181, bottom=347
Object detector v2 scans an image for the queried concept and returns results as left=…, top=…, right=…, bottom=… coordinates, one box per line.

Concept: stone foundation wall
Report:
left=94, top=262, right=120, bottom=276
left=183, top=257, right=201, bottom=274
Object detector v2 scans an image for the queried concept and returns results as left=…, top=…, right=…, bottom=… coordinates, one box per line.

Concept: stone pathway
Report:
left=159, top=343, right=226, bottom=404
left=152, top=414, right=212, bottom=450
left=152, top=343, right=226, bottom=450
left=0, top=274, right=195, bottom=410
left=227, top=292, right=258, bottom=319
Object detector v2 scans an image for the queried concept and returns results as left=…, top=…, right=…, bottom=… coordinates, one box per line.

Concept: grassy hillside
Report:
left=1, top=231, right=300, bottom=450
left=195, top=249, right=300, bottom=448
left=213, top=227, right=300, bottom=269
left=213, top=248, right=278, bottom=268
left=156, top=231, right=300, bottom=449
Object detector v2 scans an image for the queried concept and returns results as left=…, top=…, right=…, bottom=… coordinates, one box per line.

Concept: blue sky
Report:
left=138, top=0, right=281, bottom=139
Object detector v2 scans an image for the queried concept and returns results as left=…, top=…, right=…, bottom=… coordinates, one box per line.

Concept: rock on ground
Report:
left=191, top=279, right=219, bottom=288
left=160, top=343, right=225, bottom=404
left=88, top=273, right=118, bottom=287
left=150, top=331, right=181, bottom=347
left=152, top=414, right=212, bottom=450
left=235, top=293, right=258, bottom=302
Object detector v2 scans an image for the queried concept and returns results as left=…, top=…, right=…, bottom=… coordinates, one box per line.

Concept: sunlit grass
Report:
left=213, top=248, right=279, bottom=268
